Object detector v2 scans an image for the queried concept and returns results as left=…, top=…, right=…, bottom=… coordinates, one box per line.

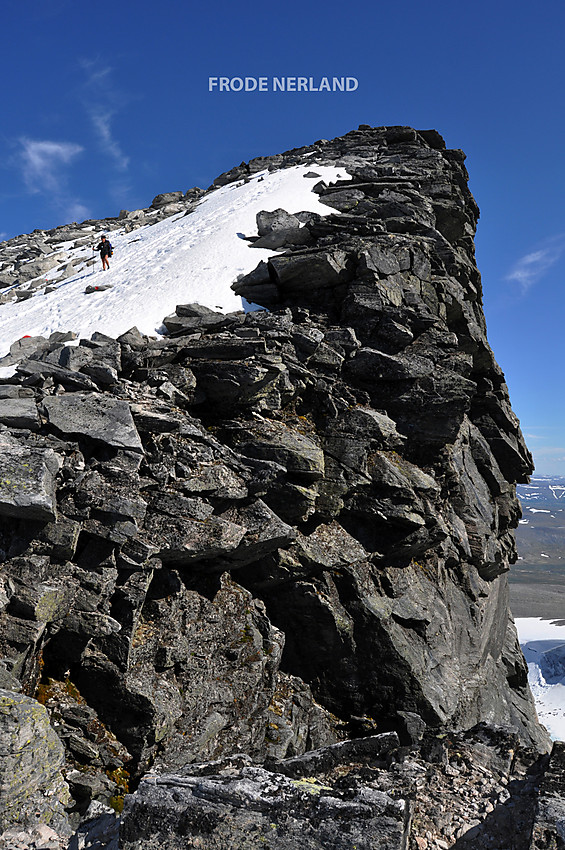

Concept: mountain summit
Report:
left=0, top=126, right=561, bottom=849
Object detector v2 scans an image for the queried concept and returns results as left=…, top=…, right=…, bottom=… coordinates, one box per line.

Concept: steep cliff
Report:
left=0, top=126, right=554, bottom=846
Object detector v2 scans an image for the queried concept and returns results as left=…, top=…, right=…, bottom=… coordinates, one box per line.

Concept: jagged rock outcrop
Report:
left=0, top=125, right=559, bottom=847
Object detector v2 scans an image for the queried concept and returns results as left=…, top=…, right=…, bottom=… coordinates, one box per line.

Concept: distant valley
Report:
left=510, top=476, right=565, bottom=617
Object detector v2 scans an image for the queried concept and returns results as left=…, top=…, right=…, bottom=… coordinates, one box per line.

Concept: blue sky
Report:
left=2, top=0, right=564, bottom=474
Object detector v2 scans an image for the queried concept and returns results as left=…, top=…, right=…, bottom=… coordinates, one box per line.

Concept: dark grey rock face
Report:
left=0, top=125, right=555, bottom=846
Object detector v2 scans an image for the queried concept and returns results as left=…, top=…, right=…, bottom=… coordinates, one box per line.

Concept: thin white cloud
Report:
left=80, top=59, right=130, bottom=171
left=18, top=138, right=84, bottom=194
left=534, top=447, right=565, bottom=459
left=91, top=114, right=129, bottom=171
left=506, top=235, right=565, bottom=294
left=65, top=200, right=92, bottom=223
left=15, top=138, right=90, bottom=223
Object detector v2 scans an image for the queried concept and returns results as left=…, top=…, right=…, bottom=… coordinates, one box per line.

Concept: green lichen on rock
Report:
left=0, top=689, right=70, bottom=834
left=0, top=447, right=61, bottom=521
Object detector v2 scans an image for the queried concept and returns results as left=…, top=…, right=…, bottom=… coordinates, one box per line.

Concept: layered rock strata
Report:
left=0, top=126, right=557, bottom=847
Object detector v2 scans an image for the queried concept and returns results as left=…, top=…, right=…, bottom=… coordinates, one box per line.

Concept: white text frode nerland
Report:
left=208, top=76, right=359, bottom=92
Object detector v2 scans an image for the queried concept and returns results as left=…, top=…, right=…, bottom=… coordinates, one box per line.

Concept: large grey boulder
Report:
left=0, top=447, right=61, bottom=521
left=0, top=689, right=70, bottom=834
left=151, top=192, right=184, bottom=208
left=252, top=227, right=313, bottom=250
left=43, top=393, right=143, bottom=452
left=142, top=509, right=246, bottom=565
left=189, top=359, right=285, bottom=408
left=121, top=734, right=409, bottom=850
left=0, top=398, right=39, bottom=430
left=256, top=208, right=301, bottom=235
left=17, top=360, right=99, bottom=390
left=15, top=255, right=61, bottom=283
left=252, top=209, right=313, bottom=249
left=268, top=250, right=352, bottom=295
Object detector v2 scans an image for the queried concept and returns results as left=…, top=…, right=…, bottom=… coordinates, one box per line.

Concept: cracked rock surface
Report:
left=0, top=125, right=561, bottom=848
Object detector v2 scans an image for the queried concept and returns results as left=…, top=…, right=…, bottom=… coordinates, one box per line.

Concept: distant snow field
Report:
left=0, top=164, right=350, bottom=355
left=516, top=617, right=565, bottom=741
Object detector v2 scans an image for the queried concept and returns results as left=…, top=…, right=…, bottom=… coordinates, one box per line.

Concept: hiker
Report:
left=95, top=235, right=113, bottom=270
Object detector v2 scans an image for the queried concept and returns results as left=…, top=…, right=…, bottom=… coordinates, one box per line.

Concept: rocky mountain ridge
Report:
left=0, top=125, right=563, bottom=849
left=0, top=188, right=205, bottom=301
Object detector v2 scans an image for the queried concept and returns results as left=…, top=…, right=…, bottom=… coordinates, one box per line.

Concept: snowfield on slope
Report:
left=516, top=617, right=565, bottom=741
left=0, top=165, right=350, bottom=356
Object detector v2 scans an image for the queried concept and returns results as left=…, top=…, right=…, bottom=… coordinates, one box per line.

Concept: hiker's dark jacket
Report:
left=96, top=240, right=112, bottom=257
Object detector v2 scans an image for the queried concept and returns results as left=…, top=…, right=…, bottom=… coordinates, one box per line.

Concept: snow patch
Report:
left=0, top=164, right=350, bottom=354
left=516, top=618, right=565, bottom=741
